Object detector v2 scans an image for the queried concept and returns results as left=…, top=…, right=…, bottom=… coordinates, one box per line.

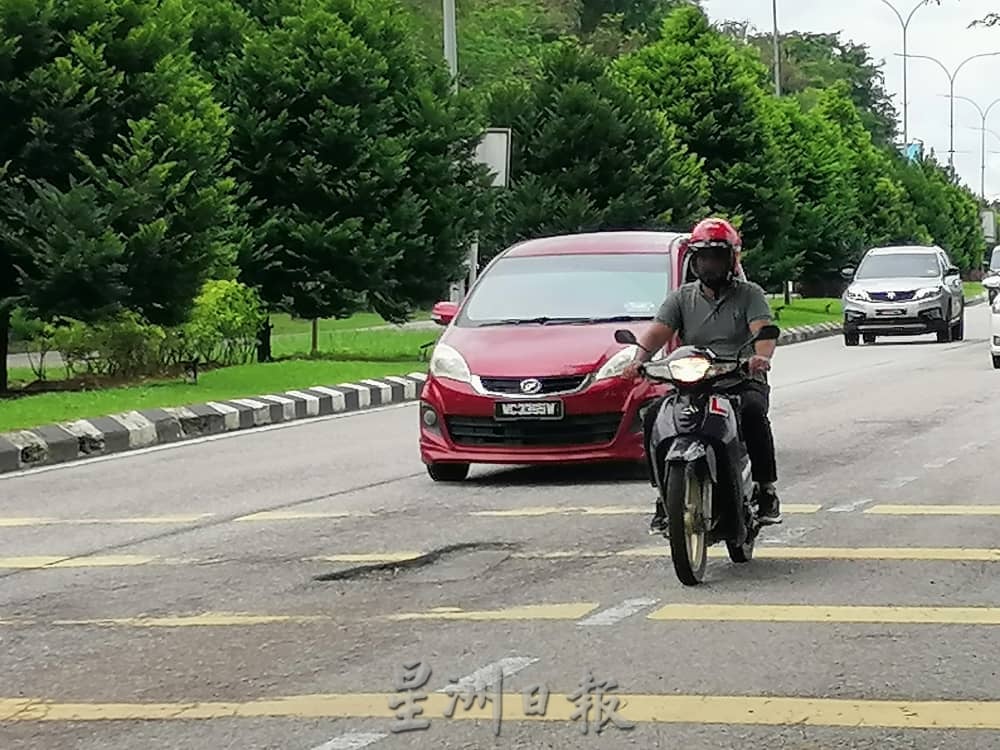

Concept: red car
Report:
left=418, top=230, right=711, bottom=481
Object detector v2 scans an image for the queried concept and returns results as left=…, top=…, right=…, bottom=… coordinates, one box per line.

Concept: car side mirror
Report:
left=431, top=301, right=459, bottom=326
left=945, top=266, right=961, bottom=278
left=614, top=329, right=638, bottom=345
left=840, top=267, right=856, bottom=281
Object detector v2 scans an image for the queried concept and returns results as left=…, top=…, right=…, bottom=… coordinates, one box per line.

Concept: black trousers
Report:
left=642, top=380, right=778, bottom=490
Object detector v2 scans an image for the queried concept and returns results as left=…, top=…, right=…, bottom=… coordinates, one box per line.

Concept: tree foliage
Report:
left=482, top=41, right=708, bottom=262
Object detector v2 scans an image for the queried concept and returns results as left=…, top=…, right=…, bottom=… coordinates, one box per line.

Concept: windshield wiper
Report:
left=578, top=314, right=655, bottom=324
left=476, top=316, right=586, bottom=327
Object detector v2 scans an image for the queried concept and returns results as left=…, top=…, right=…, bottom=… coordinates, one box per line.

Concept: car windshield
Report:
left=855, top=252, right=941, bottom=279
left=457, top=252, right=670, bottom=326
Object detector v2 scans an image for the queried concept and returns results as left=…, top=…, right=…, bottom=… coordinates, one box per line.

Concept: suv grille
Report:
left=446, top=413, right=622, bottom=447
left=478, top=375, right=587, bottom=395
left=870, top=291, right=916, bottom=302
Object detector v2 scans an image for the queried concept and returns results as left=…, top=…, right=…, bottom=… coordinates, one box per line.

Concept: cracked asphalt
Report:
left=2, top=305, right=1000, bottom=749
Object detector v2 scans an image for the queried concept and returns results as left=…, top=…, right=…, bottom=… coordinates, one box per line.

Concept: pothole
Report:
left=313, top=541, right=520, bottom=582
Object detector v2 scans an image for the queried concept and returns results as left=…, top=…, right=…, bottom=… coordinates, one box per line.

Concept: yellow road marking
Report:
left=866, top=504, right=1000, bottom=515
left=385, top=603, right=599, bottom=621
left=6, top=692, right=1000, bottom=728
left=0, top=555, right=157, bottom=569
left=0, top=516, right=211, bottom=528
left=472, top=503, right=821, bottom=517
left=648, top=604, right=1000, bottom=624
left=52, top=613, right=331, bottom=628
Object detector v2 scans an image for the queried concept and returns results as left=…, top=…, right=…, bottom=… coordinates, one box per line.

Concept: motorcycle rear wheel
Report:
left=664, top=464, right=710, bottom=586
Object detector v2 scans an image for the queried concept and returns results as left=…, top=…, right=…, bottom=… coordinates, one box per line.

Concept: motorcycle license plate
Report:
left=494, top=401, right=563, bottom=420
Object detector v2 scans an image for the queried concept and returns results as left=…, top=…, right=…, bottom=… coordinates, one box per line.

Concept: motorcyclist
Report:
left=622, top=217, right=782, bottom=534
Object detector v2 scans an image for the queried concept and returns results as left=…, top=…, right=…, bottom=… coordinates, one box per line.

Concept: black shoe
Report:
left=758, top=486, right=783, bottom=525
left=649, top=508, right=668, bottom=536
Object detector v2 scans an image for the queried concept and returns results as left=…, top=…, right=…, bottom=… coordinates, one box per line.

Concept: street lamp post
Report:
left=443, top=0, right=458, bottom=93
left=877, top=0, right=933, bottom=145
left=771, top=0, right=781, bottom=96
left=897, top=51, right=1000, bottom=169
left=948, top=95, right=1000, bottom=198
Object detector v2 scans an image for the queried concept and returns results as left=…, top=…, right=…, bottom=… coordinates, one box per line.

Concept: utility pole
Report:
left=771, top=0, right=781, bottom=96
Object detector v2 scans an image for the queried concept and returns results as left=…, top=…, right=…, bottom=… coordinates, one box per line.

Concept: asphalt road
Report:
left=3, top=307, right=1000, bottom=749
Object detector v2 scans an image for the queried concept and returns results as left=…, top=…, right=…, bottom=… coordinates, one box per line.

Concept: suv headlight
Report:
left=594, top=345, right=664, bottom=381
left=429, top=343, right=471, bottom=383
left=914, top=287, right=943, bottom=300
left=845, top=287, right=869, bottom=302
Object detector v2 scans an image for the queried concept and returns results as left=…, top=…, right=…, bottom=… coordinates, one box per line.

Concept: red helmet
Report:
left=687, top=218, right=741, bottom=289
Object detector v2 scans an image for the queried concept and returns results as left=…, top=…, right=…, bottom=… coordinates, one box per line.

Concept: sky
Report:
left=702, top=0, right=1000, bottom=201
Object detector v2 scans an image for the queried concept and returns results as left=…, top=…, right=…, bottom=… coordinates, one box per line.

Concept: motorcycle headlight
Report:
left=595, top=345, right=664, bottom=381
left=914, top=287, right=943, bottom=300
left=845, top=287, right=870, bottom=302
left=428, top=343, right=471, bottom=383
left=666, top=356, right=712, bottom=383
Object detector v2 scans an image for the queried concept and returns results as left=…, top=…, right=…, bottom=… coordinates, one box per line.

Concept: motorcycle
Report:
left=614, top=324, right=782, bottom=586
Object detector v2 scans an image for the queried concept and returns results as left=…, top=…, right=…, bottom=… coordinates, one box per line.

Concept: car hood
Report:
left=440, top=321, right=656, bottom=376
left=849, top=277, right=942, bottom=292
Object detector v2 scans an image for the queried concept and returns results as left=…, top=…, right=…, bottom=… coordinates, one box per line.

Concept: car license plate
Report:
left=494, top=401, right=563, bottom=420
left=877, top=309, right=906, bottom=316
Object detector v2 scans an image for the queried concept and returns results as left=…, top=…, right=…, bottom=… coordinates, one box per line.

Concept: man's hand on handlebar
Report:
left=747, top=354, right=772, bottom=374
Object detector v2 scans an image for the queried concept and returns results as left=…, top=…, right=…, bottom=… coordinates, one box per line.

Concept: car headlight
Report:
left=594, top=345, right=664, bottom=381
left=845, top=287, right=869, bottom=302
left=428, top=343, right=471, bottom=383
left=914, top=287, right=943, bottom=300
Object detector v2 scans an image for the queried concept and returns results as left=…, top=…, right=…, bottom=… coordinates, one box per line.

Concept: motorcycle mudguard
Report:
left=663, top=436, right=717, bottom=485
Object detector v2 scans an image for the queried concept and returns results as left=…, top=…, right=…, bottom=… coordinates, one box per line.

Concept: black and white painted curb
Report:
left=0, top=303, right=986, bottom=476
left=0, top=373, right=428, bottom=475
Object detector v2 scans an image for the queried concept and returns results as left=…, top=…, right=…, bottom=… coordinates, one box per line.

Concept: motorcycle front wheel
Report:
left=664, top=463, right=710, bottom=586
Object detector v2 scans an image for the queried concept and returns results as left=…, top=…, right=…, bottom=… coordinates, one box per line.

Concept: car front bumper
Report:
left=843, top=295, right=949, bottom=336
left=418, top=373, right=668, bottom=466
left=991, top=312, right=1000, bottom=354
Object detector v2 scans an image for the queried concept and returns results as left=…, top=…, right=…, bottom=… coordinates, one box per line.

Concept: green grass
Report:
left=964, top=281, right=984, bottom=299
left=0, top=359, right=424, bottom=434
left=271, top=328, right=441, bottom=360
left=268, top=310, right=432, bottom=337
left=769, top=298, right=842, bottom=328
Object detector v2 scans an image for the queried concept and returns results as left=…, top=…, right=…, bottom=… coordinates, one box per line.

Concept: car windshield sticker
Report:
left=624, top=301, right=656, bottom=314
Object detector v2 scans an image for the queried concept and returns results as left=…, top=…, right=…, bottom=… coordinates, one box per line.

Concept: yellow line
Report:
left=0, top=555, right=158, bottom=569
left=385, top=603, right=600, bottom=621
left=648, top=604, right=1000, bottom=624
left=0, top=516, right=211, bottom=528
left=866, top=505, right=1000, bottom=515
left=5, top=692, right=1000, bottom=728
left=52, top=613, right=331, bottom=628
left=472, top=504, right=821, bottom=517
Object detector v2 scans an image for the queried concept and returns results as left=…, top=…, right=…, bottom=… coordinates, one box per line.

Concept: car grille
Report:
left=446, top=413, right=622, bottom=447
left=870, top=291, right=916, bottom=302
left=478, top=375, right=587, bottom=395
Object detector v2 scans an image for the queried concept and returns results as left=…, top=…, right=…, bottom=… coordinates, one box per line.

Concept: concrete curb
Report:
left=0, top=305, right=977, bottom=476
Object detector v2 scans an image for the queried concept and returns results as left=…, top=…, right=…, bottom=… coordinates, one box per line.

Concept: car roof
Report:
left=864, top=244, right=942, bottom=256
left=501, top=231, right=687, bottom=258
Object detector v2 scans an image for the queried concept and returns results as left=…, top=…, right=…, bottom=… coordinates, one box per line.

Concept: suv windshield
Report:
left=457, top=252, right=670, bottom=326
left=855, top=252, right=941, bottom=280
left=990, top=247, right=1000, bottom=271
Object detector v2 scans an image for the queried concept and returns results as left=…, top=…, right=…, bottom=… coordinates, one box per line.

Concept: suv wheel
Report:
left=951, top=314, right=965, bottom=341
left=937, top=304, right=953, bottom=343
left=844, top=332, right=860, bottom=347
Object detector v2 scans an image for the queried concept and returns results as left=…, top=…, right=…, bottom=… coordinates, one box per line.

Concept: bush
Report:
left=181, top=279, right=265, bottom=367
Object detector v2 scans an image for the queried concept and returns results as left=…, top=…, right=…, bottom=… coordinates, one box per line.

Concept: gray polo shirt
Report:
left=655, top=280, right=773, bottom=381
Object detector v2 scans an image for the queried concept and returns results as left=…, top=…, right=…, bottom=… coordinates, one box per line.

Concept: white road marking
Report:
left=0, top=403, right=416, bottom=480
left=924, top=457, right=958, bottom=470
left=577, top=597, right=659, bottom=627
left=434, top=656, right=538, bottom=692
left=309, top=732, right=388, bottom=750
left=827, top=498, right=874, bottom=513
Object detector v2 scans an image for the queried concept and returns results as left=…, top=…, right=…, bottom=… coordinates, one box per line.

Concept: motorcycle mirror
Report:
left=614, top=329, right=638, bottom=345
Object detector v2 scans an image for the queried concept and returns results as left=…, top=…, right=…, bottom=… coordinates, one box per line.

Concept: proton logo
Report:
left=887, top=291, right=896, bottom=300
left=519, top=378, right=543, bottom=395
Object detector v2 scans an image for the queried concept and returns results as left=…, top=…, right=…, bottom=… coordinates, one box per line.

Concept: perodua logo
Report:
left=520, top=378, right=543, bottom=394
